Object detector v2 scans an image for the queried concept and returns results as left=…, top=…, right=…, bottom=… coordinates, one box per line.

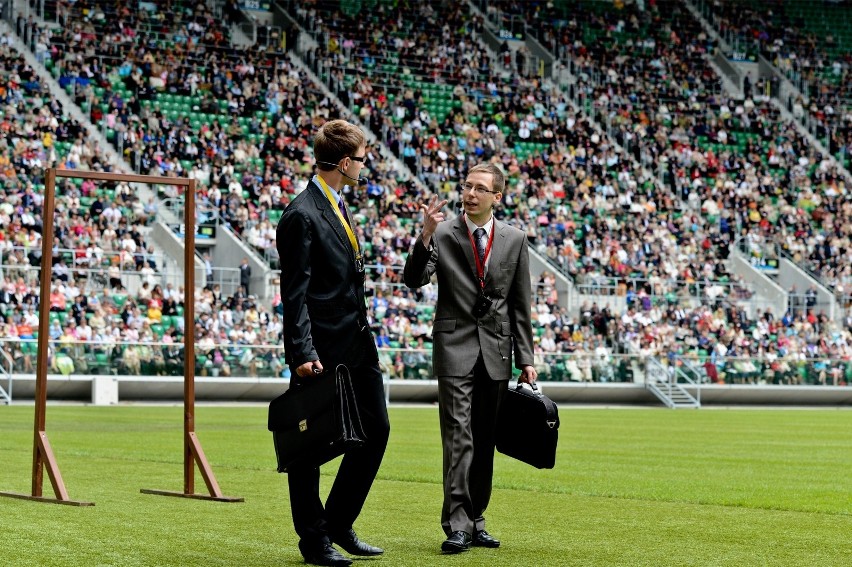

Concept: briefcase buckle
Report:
left=546, top=420, right=557, bottom=429
left=299, top=419, right=308, bottom=432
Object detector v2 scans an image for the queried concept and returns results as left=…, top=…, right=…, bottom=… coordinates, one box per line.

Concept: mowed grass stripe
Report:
left=0, top=406, right=850, bottom=566
left=1, top=407, right=850, bottom=512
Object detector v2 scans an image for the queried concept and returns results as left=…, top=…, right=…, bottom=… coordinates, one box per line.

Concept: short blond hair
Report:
left=314, top=120, right=366, bottom=171
left=467, top=163, right=505, bottom=194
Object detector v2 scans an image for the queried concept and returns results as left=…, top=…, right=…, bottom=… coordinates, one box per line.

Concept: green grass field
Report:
left=0, top=406, right=850, bottom=566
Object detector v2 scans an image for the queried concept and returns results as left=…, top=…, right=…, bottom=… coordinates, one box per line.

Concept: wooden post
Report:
left=0, top=169, right=241, bottom=505
left=0, top=168, right=93, bottom=506
left=140, top=177, right=242, bottom=502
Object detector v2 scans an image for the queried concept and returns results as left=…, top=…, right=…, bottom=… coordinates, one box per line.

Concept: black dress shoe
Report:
left=441, top=531, right=472, bottom=554
left=298, top=541, right=352, bottom=566
left=330, top=529, right=384, bottom=556
left=473, top=530, right=501, bottom=548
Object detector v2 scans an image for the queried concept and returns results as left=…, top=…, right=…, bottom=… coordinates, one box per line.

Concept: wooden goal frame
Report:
left=0, top=168, right=243, bottom=505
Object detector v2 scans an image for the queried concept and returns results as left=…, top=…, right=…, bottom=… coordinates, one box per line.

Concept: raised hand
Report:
left=420, top=195, right=449, bottom=246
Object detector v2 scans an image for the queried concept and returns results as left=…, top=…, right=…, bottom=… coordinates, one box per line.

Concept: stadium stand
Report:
left=0, top=0, right=850, bottom=391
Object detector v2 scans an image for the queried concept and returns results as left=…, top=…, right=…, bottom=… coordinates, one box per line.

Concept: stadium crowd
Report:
left=695, top=0, right=851, bottom=166
left=1, top=1, right=851, bottom=384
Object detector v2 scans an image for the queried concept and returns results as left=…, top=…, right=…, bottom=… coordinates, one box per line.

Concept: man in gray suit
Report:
left=403, top=163, right=537, bottom=554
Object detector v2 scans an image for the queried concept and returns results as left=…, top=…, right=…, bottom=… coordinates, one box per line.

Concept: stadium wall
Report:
left=5, top=375, right=851, bottom=406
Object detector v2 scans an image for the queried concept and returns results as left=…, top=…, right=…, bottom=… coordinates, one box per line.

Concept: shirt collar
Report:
left=313, top=174, right=343, bottom=204
left=464, top=213, right=494, bottom=236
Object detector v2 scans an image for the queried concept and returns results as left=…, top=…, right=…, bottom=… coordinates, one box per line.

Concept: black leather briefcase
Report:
left=268, top=365, right=366, bottom=473
left=496, top=382, right=559, bottom=469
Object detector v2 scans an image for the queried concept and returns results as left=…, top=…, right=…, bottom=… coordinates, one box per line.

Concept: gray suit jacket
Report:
left=403, top=215, right=535, bottom=380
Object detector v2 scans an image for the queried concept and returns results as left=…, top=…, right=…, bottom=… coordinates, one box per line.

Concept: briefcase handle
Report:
left=516, top=382, right=543, bottom=396
left=515, top=382, right=559, bottom=429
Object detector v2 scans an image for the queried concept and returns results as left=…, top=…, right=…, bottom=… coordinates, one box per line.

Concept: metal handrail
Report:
left=573, top=276, right=753, bottom=297
left=0, top=347, right=12, bottom=404
left=160, top=197, right=222, bottom=226
left=674, top=354, right=703, bottom=405
left=1, top=335, right=850, bottom=385
left=775, top=246, right=838, bottom=294
left=0, top=245, right=168, bottom=270
left=645, top=355, right=700, bottom=407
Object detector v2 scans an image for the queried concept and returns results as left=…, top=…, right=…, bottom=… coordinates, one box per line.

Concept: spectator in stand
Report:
left=239, top=257, right=251, bottom=296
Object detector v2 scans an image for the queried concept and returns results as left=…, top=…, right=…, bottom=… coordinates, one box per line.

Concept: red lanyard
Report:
left=466, top=218, right=494, bottom=289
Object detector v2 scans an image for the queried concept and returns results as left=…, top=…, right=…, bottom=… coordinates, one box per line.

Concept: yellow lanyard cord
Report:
left=316, top=175, right=361, bottom=260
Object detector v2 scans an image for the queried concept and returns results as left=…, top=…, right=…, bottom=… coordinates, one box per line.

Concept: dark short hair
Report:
left=314, top=120, right=366, bottom=171
left=467, top=163, right=505, bottom=194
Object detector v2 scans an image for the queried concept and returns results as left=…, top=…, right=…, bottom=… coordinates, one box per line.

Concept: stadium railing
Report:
left=1, top=339, right=848, bottom=387
left=0, top=246, right=169, bottom=274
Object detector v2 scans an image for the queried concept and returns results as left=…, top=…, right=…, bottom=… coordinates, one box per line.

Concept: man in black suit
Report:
left=239, top=257, right=251, bottom=295
left=276, top=120, right=389, bottom=567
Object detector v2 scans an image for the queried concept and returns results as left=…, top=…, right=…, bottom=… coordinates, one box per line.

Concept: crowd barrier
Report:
left=2, top=341, right=849, bottom=406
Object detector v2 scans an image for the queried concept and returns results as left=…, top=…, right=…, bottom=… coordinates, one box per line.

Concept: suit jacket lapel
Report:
left=309, top=181, right=354, bottom=261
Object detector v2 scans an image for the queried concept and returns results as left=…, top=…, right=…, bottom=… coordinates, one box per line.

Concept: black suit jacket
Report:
left=276, top=179, right=372, bottom=372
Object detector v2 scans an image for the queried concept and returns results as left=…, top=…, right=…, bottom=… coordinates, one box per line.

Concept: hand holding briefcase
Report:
left=268, top=364, right=366, bottom=473
left=496, top=382, right=559, bottom=469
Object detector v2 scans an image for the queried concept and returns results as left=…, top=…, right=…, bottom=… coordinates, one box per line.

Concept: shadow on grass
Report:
left=278, top=542, right=454, bottom=565
left=278, top=551, right=393, bottom=565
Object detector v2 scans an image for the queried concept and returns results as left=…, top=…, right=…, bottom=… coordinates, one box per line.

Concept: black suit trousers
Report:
left=286, top=338, right=389, bottom=546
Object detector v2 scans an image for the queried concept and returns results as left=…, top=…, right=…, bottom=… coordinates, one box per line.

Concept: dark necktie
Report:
left=474, top=227, right=486, bottom=265
left=338, top=198, right=350, bottom=227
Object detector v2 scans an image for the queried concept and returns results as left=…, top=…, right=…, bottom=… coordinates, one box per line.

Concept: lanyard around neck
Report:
left=316, top=175, right=361, bottom=260
left=465, top=215, right=494, bottom=289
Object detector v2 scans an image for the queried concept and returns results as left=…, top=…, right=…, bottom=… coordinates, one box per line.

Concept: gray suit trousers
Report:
left=438, top=356, right=508, bottom=536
